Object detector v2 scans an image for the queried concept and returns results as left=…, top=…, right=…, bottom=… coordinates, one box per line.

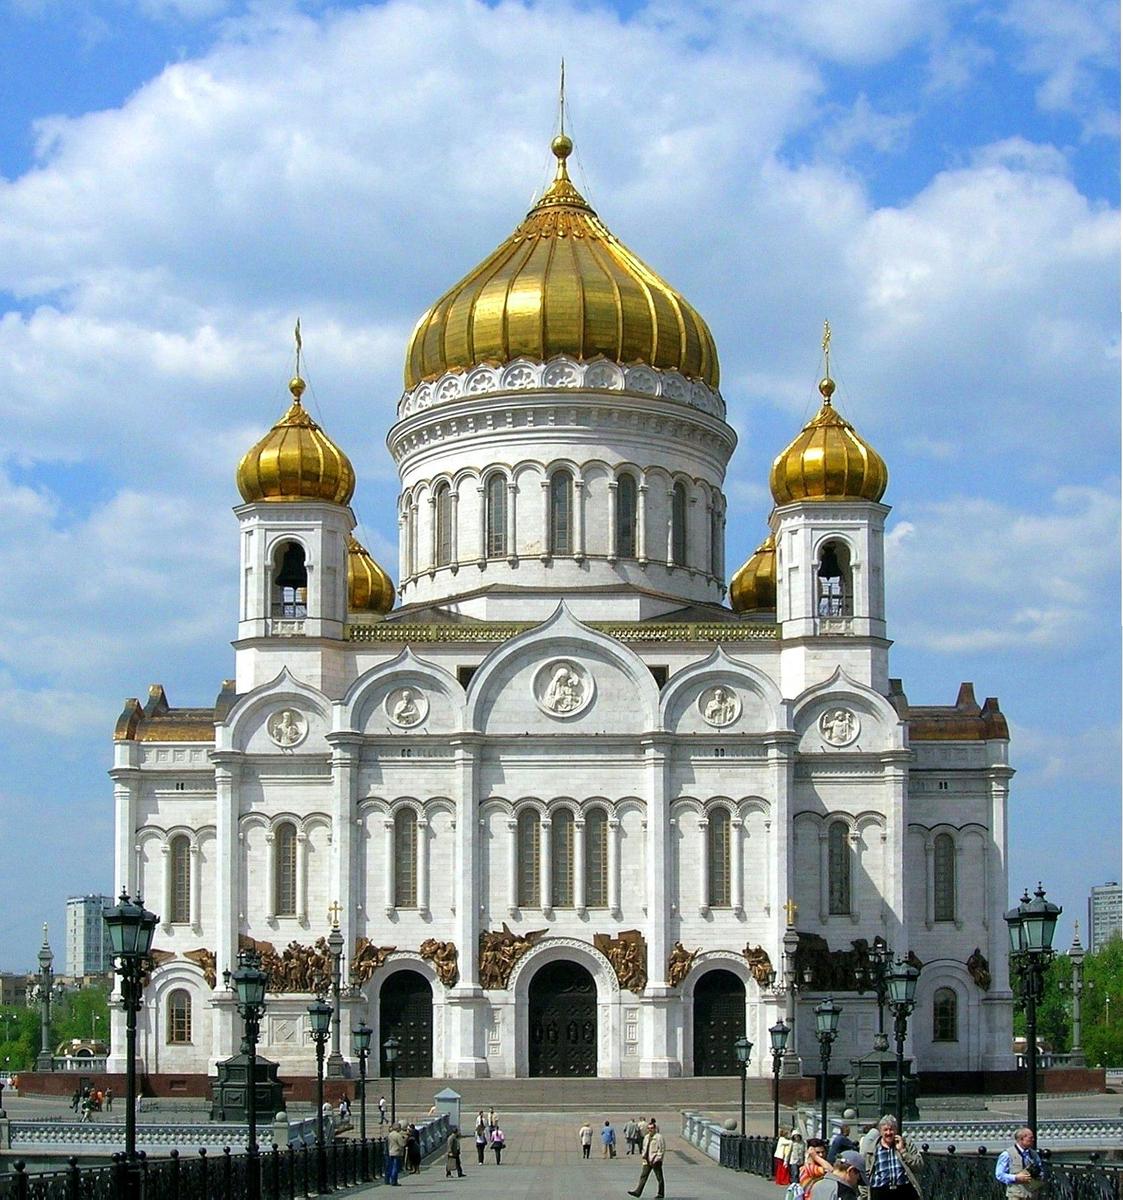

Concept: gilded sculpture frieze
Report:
left=479, top=924, right=546, bottom=990
left=184, top=947, right=217, bottom=989
left=743, top=944, right=773, bottom=987
left=351, top=938, right=398, bottom=985
left=593, top=930, right=647, bottom=993
left=666, top=941, right=700, bottom=988
left=419, top=938, right=459, bottom=988
left=237, top=934, right=334, bottom=994
left=966, top=947, right=991, bottom=991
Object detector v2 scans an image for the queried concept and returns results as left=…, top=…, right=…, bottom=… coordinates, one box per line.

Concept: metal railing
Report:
left=717, top=1133, right=773, bottom=1176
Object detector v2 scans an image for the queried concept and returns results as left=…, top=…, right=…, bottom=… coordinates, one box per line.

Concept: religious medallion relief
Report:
left=267, top=708, right=307, bottom=748
left=699, top=685, right=741, bottom=728
left=385, top=687, right=428, bottom=728
left=533, top=660, right=594, bottom=718
left=819, top=707, right=860, bottom=747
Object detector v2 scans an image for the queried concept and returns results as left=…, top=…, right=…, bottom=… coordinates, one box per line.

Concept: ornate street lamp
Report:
left=856, top=936, right=893, bottom=1052
left=225, top=949, right=268, bottom=1200
left=733, top=1035, right=753, bottom=1136
left=35, top=926, right=58, bottom=1071
left=1060, top=925, right=1086, bottom=1067
left=885, top=958, right=921, bottom=1131
left=104, top=891, right=158, bottom=1198
left=769, top=1019, right=790, bottom=1143
left=814, top=997, right=842, bottom=1139
left=326, top=911, right=345, bottom=1078
left=1005, top=883, right=1062, bottom=1132
left=308, top=997, right=333, bottom=1195
left=383, top=1034, right=400, bottom=1124
left=352, top=1021, right=373, bottom=1177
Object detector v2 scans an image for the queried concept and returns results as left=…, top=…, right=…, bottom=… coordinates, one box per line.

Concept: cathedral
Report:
left=109, top=130, right=1014, bottom=1085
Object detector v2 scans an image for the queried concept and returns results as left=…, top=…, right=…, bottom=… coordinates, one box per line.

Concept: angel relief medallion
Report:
left=267, top=708, right=307, bottom=748
left=385, top=687, right=428, bottom=728
left=819, top=707, right=860, bottom=747
left=699, top=685, right=741, bottom=728
left=534, top=660, right=593, bottom=718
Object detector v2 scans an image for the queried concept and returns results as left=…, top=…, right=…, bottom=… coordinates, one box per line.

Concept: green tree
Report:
left=0, top=1005, right=41, bottom=1072
left=53, top=985, right=111, bottom=1051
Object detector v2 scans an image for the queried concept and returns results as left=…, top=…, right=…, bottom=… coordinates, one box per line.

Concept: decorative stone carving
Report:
left=419, top=938, right=459, bottom=988
left=350, top=938, right=397, bottom=986
left=743, top=944, right=773, bottom=987
left=386, top=687, right=428, bottom=728
left=267, top=708, right=307, bottom=748
left=966, top=947, right=991, bottom=991
left=593, top=930, right=647, bottom=993
left=142, top=948, right=176, bottom=985
left=819, top=708, right=859, bottom=747
left=184, top=947, right=217, bottom=989
left=667, top=941, right=700, bottom=989
left=238, top=934, right=333, bottom=994
left=479, top=923, right=546, bottom=990
left=700, top=686, right=741, bottom=727
left=534, top=660, right=593, bottom=717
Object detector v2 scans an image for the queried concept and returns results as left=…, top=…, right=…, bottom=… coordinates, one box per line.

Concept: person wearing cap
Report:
left=808, top=1150, right=868, bottom=1198
left=864, top=1115, right=923, bottom=1198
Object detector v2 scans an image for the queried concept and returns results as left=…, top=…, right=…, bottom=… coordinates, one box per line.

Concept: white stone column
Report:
left=296, top=831, right=309, bottom=923
left=507, top=482, right=518, bottom=564
left=983, top=761, right=1015, bottom=1069
left=607, top=481, right=619, bottom=561
left=637, top=482, right=648, bottom=564
left=507, top=818, right=519, bottom=916
left=449, top=491, right=459, bottom=570
left=574, top=477, right=586, bottom=561
left=264, top=832, right=276, bottom=921
left=882, top=752, right=910, bottom=952
left=160, top=843, right=173, bottom=933
left=954, top=842, right=965, bottom=928
left=731, top=817, right=744, bottom=916
left=607, top=817, right=621, bottom=918
left=574, top=818, right=587, bottom=915
left=665, top=489, right=675, bottom=565
left=698, top=817, right=710, bottom=916
left=818, top=829, right=830, bottom=922
left=383, top=817, right=395, bottom=917
left=398, top=511, right=408, bottom=583
left=924, top=837, right=935, bottom=929
left=476, top=485, right=487, bottom=562
left=640, top=736, right=678, bottom=1076
left=211, top=752, right=242, bottom=985
left=539, top=479, right=550, bottom=562
left=190, top=841, right=202, bottom=932
left=539, top=818, right=553, bottom=914
left=329, top=735, right=360, bottom=967
left=409, top=503, right=419, bottom=575
left=428, top=495, right=437, bottom=571
left=110, top=761, right=140, bottom=898
left=417, top=816, right=430, bottom=916
left=850, top=828, right=863, bottom=923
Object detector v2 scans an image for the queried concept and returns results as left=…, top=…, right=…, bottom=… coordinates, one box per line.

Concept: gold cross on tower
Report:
left=327, top=901, right=342, bottom=928
left=784, top=897, right=799, bottom=927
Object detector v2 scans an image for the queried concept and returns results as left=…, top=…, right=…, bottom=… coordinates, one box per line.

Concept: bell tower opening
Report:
left=272, top=541, right=308, bottom=619
left=816, top=539, right=852, bottom=617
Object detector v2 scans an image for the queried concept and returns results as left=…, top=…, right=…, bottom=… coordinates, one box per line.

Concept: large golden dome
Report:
left=348, top=536, right=395, bottom=614
left=729, top=534, right=776, bottom=613
left=404, top=135, right=719, bottom=390
left=237, top=377, right=356, bottom=506
left=769, top=378, right=888, bottom=505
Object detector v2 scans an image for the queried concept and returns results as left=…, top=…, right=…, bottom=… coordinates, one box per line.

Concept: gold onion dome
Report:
left=729, top=533, right=776, bottom=613
left=404, top=134, right=719, bottom=390
left=769, top=377, right=888, bottom=504
left=236, top=376, right=356, bottom=505
left=347, top=535, right=395, bottom=615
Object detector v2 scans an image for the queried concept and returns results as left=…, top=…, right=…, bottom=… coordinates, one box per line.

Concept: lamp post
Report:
left=769, top=1019, right=790, bottom=1143
left=226, top=949, right=268, bottom=1200
left=814, top=997, right=842, bottom=1139
left=35, top=926, right=55, bottom=1071
left=885, top=958, right=921, bottom=1131
left=308, top=997, right=333, bottom=1195
left=855, top=936, right=893, bottom=1052
left=353, top=1021, right=372, bottom=1172
left=733, top=1035, right=752, bottom=1136
left=1005, top=883, right=1061, bottom=1133
left=780, top=920, right=804, bottom=1076
left=1065, top=924, right=1086, bottom=1067
left=383, top=1034, right=400, bottom=1124
left=104, top=891, right=158, bottom=1198
left=326, top=911, right=345, bottom=1078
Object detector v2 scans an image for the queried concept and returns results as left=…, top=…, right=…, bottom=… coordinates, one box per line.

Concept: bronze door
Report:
left=379, top=970, right=433, bottom=1077
left=693, top=969, right=746, bottom=1076
left=528, top=960, right=597, bottom=1077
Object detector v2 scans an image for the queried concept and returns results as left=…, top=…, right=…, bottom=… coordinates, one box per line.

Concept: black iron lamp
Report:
left=352, top=1020, right=373, bottom=1172
left=769, top=1019, right=790, bottom=1142
left=733, top=1035, right=753, bottom=1136
left=308, top=997, right=333, bottom=1194
left=814, top=997, right=842, bottom=1139
left=885, top=958, right=921, bottom=1131
left=383, top=1034, right=401, bottom=1125
left=226, top=949, right=269, bottom=1200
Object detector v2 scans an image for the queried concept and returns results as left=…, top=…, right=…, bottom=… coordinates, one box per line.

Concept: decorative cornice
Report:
left=348, top=619, right=778, bottom=644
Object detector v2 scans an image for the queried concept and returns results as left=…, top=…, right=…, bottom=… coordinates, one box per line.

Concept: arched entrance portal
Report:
left=379, top=970, right=433, bottom=1077
left=528, top=960, right=596, bottom=1077
left=693, top=969, right=746, bottom=1076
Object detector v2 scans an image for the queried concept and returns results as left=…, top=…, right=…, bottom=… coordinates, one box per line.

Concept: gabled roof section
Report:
left=897, top=679, right=1009, bottom=741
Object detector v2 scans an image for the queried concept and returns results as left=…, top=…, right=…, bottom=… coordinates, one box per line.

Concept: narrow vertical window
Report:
left=707, top=809, right=731, bottom=907
left=272, top=542, right=307, bottom=619
left=517, top=810, right=541, bottom=907
left=394, top=810, right=417, bottom=907
left=167, top=990, right=192, bottom=1044
left=549, top=471, right=572, bottom=556
left=585, top=809, right=608, bottom=908
left=435, top=483, right=452, bottom=567
left=170, top=835, right=191, bottom=924
left=828, top=820, right=851, bottom=915
left=817, top=541, right=853, bottom=617
left=934, top=833, right=956, bottom=922
left=672, top=482, right=688, bottom=566
left=933, top=988, right=958, bottom=1041
left=551, top=810, right=575, bottom=908
left=709, top=502, right=722, bottom=577
left=486, top=474, right=507, bottom=558
left=616, top=475, right=637, bottom=559
left=275, top=822, right=297, bottom=917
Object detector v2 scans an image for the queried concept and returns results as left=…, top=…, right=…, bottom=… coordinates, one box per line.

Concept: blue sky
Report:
left=0, top=0, right=1118, bottom=969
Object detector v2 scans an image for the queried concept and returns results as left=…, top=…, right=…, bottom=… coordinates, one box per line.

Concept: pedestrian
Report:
left=774, top=1126, right=794, bottom=1185
left=627, top=1119, right=665, bottom=1198
left=800, top=1137, right=831, bottom=1195
left=995, top=1127, right=1046, bottom=1198
left=579, top=1120, right=593, bottom=1159
left=601, top=1119, right=616, bottom=1158
left=864, top=1115, right=923, bottom=1199
left=827, top=1123, right=857, bottom=1164
left=808, top=1150, right=868, bottom=1198
left=475, top=1110, right=486, bottom=1135
left=475, top=1124, right=488, bottom=1164
left=446, top=1126, right=465, bottom=1178
left=623, top=1117, right=638, bottom=1154
left=487, top=1106, right=498, bottom=1132
left=406, top=1123, right=421, bottom=1174
left=386, top=1122, right=407, bottom=1186
left=379, top=1095, right=387, bottom=1125
left=789, top=1131, right=806, bottom=1176
left=71, top=1088, right=80, bottom=1113
left=490, top=1123, right=505, bottom=1165
left=338, top=1097, right=351, bottom=1122
left=104, top=1087, right=113, bottom=1112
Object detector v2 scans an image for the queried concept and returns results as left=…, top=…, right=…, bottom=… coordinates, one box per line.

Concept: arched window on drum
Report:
left=584, top=809, right=609, bottom=908
left=671, top=482, right=688, bottom=566
left=394, top=810, right=418, bottom=908
left=485, top=474, right=507, bottom=558
left=434, top=483, right=453, bottom=567
left=517, top=811, right=541, bottom=908
left=551, top=810, right=575, bottom=908
left=616, top=475, right=638, bottom=559
left=549, top=471, right=573, bottom=556
left=707, top=809, right=731, bottom=908
left=274, top=822, right=298, bottom=917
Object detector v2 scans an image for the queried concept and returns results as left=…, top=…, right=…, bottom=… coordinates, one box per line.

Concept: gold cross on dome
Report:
left=327, top=901, right=342, bottom=928
left=821, top=320, right=832, bottom=374
left=784, top=897, right=799, bottom=927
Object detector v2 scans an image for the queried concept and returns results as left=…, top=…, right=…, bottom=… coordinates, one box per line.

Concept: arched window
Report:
left=170, top=835, right=191, bottom=924
left=584, top=809, right=608, bottom=908
left=549, top=471, right=572, bottom=556
left=933, top=987, right=958, bottom=1041
left=167, top=989, right=192, bottom=1044
left=817, top=540, right=853, bottom=617
left=517, top=810, right=541, bottom=908
left=394, top=810, right=418, bottom=908
left=272, top=542, right=307, bottom=619
left=551, top=810, right=575, bottom=908
left=408, top=503, right=418, bottom=576
left=672, top=482, right=688, bottom=566
left=828, top=820, right=851, bottom=915
left=616, top=475, right=637, bottom=559
left=434, top=483, right=452, bottom=567
left=486, top=474, right=507, bottom=558
left=934, top=833, right=956, bottom=922
left=707, top=809, right=731, bottom=908
left=274, top=822, right=298, bottom=917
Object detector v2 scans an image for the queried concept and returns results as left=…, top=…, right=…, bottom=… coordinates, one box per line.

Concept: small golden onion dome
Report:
left=769, top=377, right=888, bottom=504
left=236, top=377, right=356, bottom=505
left=347, top=535, right=395, bottom=614
left=729, top=534, right=776, bottom=613
left=404, top=135, right=719, bottom=390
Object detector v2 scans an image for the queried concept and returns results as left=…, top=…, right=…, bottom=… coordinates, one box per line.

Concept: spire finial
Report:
left=819, top=319, right=836, bottom=403
left=550, top=59, right=574, bottom=178
left=290, top=319, right=306, bottom=403
left=559, top=58, right=566, bottom=137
